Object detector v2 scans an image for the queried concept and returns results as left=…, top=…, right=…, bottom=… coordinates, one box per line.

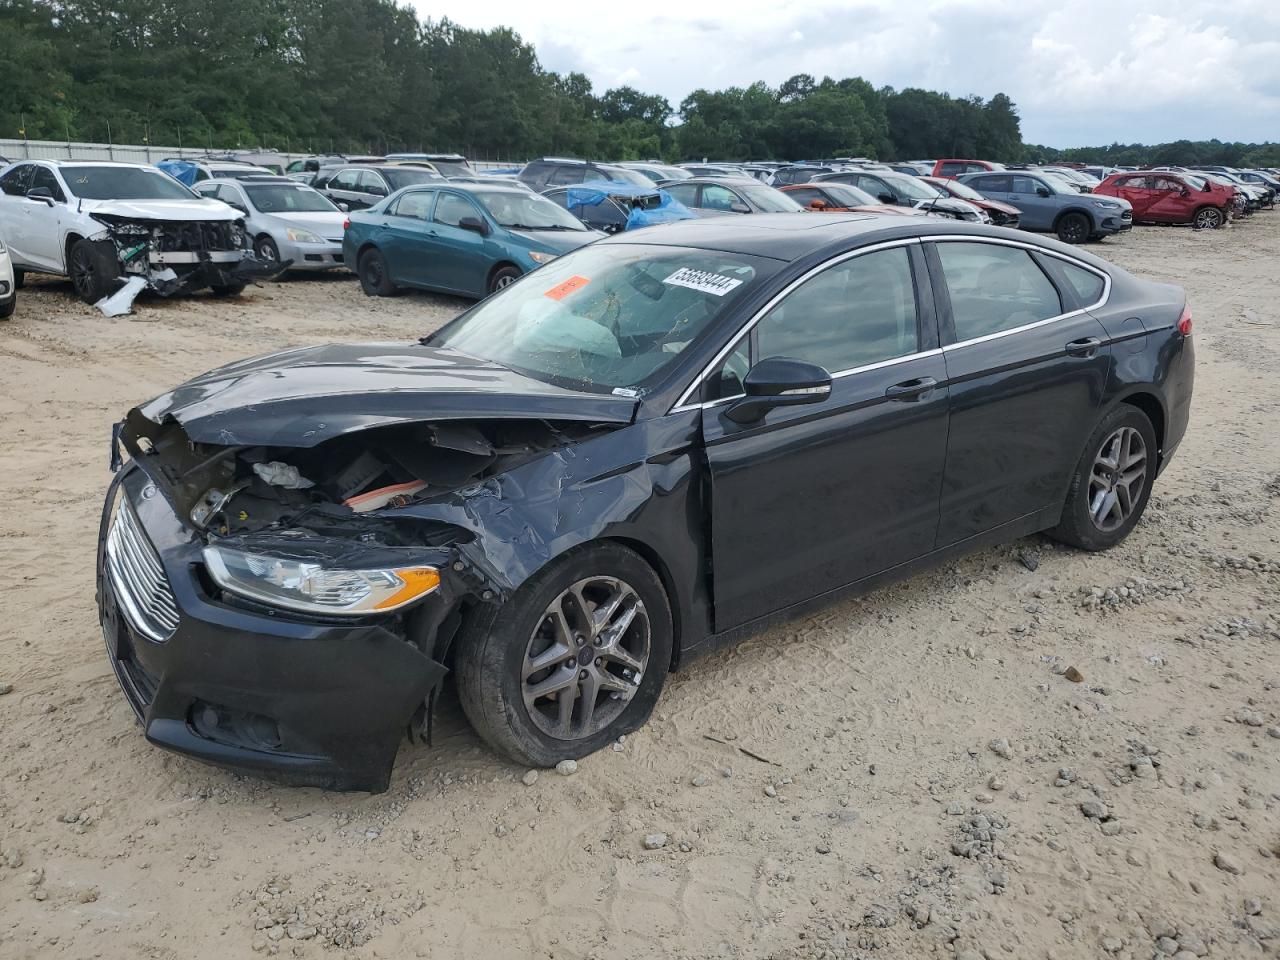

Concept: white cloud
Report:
left=409, top=0, right=1280, bottom=146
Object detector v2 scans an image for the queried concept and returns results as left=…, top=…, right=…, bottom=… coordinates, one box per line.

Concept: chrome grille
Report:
left=106, top=497, right=179, bottom=642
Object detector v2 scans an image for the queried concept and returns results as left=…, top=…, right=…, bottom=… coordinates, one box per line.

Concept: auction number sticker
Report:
left=662, top=267, right=743, bottom=296
left=544, top=275, right=590, bottom=300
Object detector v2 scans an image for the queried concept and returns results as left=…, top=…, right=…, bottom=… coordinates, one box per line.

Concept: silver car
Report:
left=196, top=176, right=348, bottom=271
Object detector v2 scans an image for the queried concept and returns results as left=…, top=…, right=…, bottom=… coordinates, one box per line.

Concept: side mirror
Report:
left=1035, top=187, right=1051, bottom=198
left=725, top=357, right=832, bottom=424
left=729, top=201, right=751, bottom=214
left=26, top=186, right=56, bottom=205
left=458, top=215, right=489, bottom=235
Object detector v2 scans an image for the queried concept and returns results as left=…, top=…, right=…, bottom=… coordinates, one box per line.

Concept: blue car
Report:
left=343, top=183, right=603, bottom=298
left=957, top=170, right=1132, bottom=244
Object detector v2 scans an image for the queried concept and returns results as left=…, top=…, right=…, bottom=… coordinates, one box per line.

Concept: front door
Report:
left=928, top=238, right=1112, bottom=546
left=426, top=191, right=490, bottom=296
left=15, top=165, right=69, bottom=271
left=702, top=242, right=950, bottom=631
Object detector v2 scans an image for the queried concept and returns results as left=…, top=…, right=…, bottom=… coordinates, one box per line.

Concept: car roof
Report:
left=29, top=159, right=151, bottom=168
left=673, top=176, right=761, bottom=186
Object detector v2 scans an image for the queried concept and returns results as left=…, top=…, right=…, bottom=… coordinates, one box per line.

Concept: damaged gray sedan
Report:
left=0, top=160, right=286, bottom=306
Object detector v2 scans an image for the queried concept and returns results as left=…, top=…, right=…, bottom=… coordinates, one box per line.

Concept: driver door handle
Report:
left=1065, top=337, right=1101, bottom=358
left=885, top=376, right=937, bottom=401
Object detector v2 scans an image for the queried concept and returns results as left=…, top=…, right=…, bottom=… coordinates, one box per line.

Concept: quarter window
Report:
left=756, top=246, right=919, bottom=373
left=1054, top=260, right=1105, bottom=306
left=936, top=242, right=1062, bottom=342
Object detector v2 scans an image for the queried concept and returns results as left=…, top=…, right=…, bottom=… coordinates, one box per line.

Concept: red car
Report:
left=919, top=176, right=1021, bottom=228
left=1093, top=172, right=1234, bottom=229
left=779, top=182, right=935, bottom=217
left=931, top=159, right=1002, bottom=179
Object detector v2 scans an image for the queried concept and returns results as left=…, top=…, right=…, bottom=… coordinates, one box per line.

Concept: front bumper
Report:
left=96, top=467, right=448, bottom=792
left=276, top=238, right=345, bottom=271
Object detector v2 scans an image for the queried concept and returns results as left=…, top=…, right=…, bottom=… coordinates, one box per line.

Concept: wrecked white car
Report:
left=0, top=159, right=286, bottom=307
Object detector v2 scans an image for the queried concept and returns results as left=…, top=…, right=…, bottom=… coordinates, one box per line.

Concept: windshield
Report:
left=430, top=244, right=778, bottom=393
left=244, top=184, right=338, bottom=213
left=823, top=183, right=879, bottom=206
left=474, top=190, right=588, bottom=231
left=738, top=184, right=805, bottom=212
left=933, top=179, right=984, bottom=201
left=883, top=174, right=942, bottom=200
left=64, top=166, right=197, bottom=201
left=383, top=168, right=445, bottom=189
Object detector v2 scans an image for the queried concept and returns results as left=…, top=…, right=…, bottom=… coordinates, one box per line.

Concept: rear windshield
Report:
left=738, top=184, right=804, bottom=212
left=63, top=166, right=196, bottom=201
left=430, top=243, right=781, bottom=394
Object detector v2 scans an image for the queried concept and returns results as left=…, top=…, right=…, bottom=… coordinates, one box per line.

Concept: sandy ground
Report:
left=0, top=218, right=1278, bottom=960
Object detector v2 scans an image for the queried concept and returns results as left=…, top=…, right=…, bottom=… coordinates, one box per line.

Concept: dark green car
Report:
left=343, top=184, right=604, bottom=298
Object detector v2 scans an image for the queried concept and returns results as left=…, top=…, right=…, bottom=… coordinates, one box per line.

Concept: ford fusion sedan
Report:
left=343, top=183, right=602, bottom=298
left=100, top=214, right=1193, bottom=791
left=958, top=171, right=1131, bottom=243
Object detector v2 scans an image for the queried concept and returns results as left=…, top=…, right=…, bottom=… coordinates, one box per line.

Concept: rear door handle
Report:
left=1065, top=337, right=1102, bottom=358
left=885, top=376, right=938, bottom=401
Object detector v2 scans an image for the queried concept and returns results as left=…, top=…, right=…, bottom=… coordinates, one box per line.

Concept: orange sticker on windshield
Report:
left=543, top=275, right=590, bottom=300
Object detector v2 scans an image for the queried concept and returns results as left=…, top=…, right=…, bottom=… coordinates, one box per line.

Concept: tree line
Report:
left=1, top=0, right=1275, bottom=167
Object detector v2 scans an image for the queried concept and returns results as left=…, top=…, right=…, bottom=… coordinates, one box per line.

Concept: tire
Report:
left=357, top=248, right=396, bottom=297
left=1046, top=405, right=1158, bottom=552
left=487, top=264, right=522, bottom=295
left=1193, top=207, right=1223, bottom=230
left=210, top=283, right=246, bottom=298
left=1054, top=212, right=1090, bottom=244
left=0, top=296, right=14, bottom=319
left=68, top=238, right=122, bottom=304
left=12, top=269, right=24, bottom=290
left=254, top=235, right=281, bottom=263
left=455, top=542, right=672, bottom=767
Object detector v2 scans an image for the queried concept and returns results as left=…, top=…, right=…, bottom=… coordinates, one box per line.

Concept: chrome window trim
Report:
left=923, top=235, right=1112, bottom=352
left=670, top=238, right=924, bottom=413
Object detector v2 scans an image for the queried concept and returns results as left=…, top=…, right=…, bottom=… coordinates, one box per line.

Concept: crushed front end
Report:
left=91, top=213, right=288, bottom=296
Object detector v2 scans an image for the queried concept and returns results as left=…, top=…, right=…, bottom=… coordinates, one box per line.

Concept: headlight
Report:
left=203, top=543, right=440, bottom=615
left=1093, top=199, right=1121, bottom=210
left=528, top=250, right=557, bottom=264
left=962, top=210, right=980, bottom=221
left=285, top=227, right=325, bottom=244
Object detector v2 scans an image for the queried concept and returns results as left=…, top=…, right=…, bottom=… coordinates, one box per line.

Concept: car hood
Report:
left=508, top=228, right=601, bottom=254
left=268, top=210, right=348, bottom=238
left=967, top=197, right=1021, bottom=216
left=83, top=196, right=239, bottom=222
left=135, top=342, right=639, bottom=447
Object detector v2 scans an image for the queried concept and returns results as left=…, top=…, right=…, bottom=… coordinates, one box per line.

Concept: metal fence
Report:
left=0, top=138, right=518, bottom=170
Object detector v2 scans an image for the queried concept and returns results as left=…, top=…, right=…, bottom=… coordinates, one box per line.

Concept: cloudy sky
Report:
left=409, top=0, right=1280, bottom=147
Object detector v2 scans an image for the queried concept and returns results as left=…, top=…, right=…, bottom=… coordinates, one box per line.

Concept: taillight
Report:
left=342, top=218, right=350, bottom=231
left=1177, top=304, right=1192, bottom=337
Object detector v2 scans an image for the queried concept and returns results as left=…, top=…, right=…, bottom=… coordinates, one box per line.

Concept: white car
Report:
left=0, top=233, right=15, bottom=318
left=0, top=159, right=283, bottom=304
left=194, top=175, right=348, bottom=271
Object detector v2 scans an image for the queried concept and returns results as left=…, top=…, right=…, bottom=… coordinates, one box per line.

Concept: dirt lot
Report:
left=1, top=218, right=1278, bottom=960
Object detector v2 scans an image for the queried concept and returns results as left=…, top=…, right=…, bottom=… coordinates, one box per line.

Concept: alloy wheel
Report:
left=70, top=248, right=95, bottom=299
left=494, top=273, right=516, bottom=289
left=1059, top=215, right=1087, bottom=244
left=521, top=576, right=650, bottom=740
left=1088, top=426, right=1148, bottom=532
left=1194, top=208, right=1221, bottom=230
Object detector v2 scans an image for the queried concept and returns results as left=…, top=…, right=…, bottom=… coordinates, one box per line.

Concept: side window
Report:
left=434, top=192, right=478, bottom=227
left=701, top=184, right=741, bottom=211
left=1054, top=260, right=1106, bottom=306
left=548, top=165, right=586, bottom=186
left=977, top=175, right=1011, bottom=192
left=939, top=162, right=965, bottom=177
left=391, top=190, right=434, bottom=220
left=936, top=241, right=1063, bottom=341
left=29, top=166, right=66, bottom=201
left=1, top=164, right=34, bottom=196
left=358, top=171, right=388, bottom=196
left=329, top=169, right=359, bottom=192
left=756, top=247, right=919, bottom=373
left=664, top=182, right=699, bottom=207
left=1010, top=176, right=1041, bottom=194
left=787, top=187, right=824, bottom=206
left=857, top=176, right=888, bottom=198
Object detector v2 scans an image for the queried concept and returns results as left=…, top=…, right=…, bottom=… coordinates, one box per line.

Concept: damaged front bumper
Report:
left=97, top=466, right=458, bottom=792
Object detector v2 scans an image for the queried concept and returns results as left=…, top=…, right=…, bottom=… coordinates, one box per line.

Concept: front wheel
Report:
left=68, top=238, right=122, bottom=304
left=488, top=264, right=522, bottom=295
left=1047, top=405, right=1158, bottom=551
left=1055, top=212, right=1090, bottom=244
left=455, top=542, right=672, bottom=767
left=357, top=248, right=396, bottom=297
left=254, top=235, right=281, bottom=262
left=1193, top=207, right=1223, bottom=230
left=0, top=295, right=14, bottom=319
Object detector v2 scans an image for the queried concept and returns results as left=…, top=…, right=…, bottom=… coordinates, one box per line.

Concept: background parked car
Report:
left=779, top=182, right=936, bottom=217
left=0, top=233, right=15, bottom=318
left=313, top=163, right=445, bottom=211
left=1093, top=172, right=1232, bottom=229
left=616, top=161, right=692, bottom=183
left=157, top=158, right=274, bottom=185
left=343, top=183, right=602, bottom=299
left=958, top=170, right=1131, bottom=243
left=813, top=170, right=990, bottom=222
left=518, top=158, right=653, bottom=191
left=932, top=159, right=1004, bottom=178
left=661, top=177, right=805, bottom=215
left=770, top=164, right=839, bottom=186
left=919, top=175, right=1022, bottom=227
left=384, top=153, right=474, bottom=176
left=195, top=175, right=348, bottom=270
left=678, top=163, right=750, bottom=178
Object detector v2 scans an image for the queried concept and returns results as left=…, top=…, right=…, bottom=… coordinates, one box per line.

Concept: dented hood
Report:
left=84, top=196, right=241, bottom=223
left=135, top=343, right=638, bottom=446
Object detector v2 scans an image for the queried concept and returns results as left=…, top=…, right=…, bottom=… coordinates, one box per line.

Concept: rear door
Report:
left=700, top=241, right=950, bottom=630
left=927, top=238, right=1111, bottom=546
left=381, top=189, right=437, bottom=284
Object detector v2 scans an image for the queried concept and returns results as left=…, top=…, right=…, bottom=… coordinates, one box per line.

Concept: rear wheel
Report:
left=455, top=542, right=672, bottom=767
left=1055, top=212, right=1090, bottom=244
left=68, top=238, right=122, bottom=304
left=357, top=248, right=396, bottom=297
left=487, top=264, right=522, bottom=295
left=1193, top=207, right=1223, bottom=230
left=1047, top=405, right=1157, bottom=551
